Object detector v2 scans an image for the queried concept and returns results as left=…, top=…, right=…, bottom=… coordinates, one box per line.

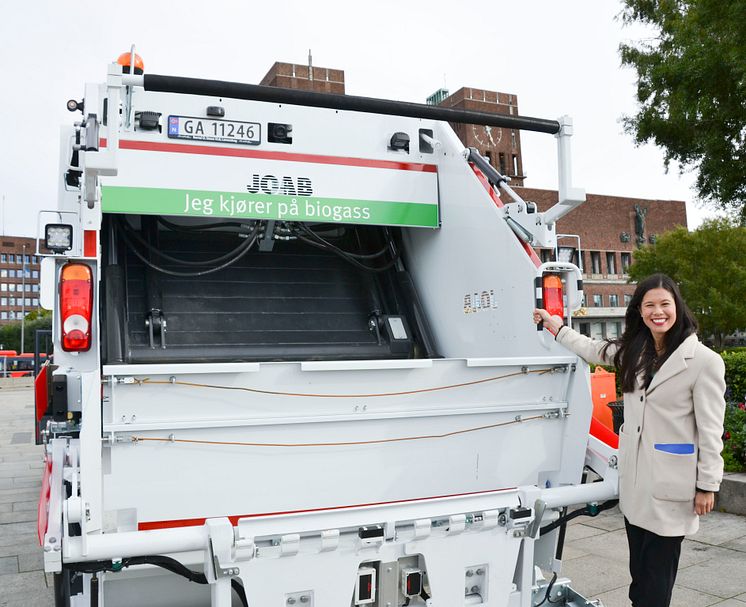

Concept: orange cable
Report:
left=130, top=414, right=547, bottom=448
left=139, top=367, right=553, bottom=399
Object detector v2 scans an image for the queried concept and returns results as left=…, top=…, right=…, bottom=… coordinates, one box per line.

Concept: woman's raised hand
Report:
left=533, top=308, right=564, bottom=336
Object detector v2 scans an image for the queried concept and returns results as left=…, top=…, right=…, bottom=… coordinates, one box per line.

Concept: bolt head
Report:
left=300, top=597, right=309, bottom=603
left=466, top=569, right=474, bottom=577
left=287, top=599, right=296, bottom=605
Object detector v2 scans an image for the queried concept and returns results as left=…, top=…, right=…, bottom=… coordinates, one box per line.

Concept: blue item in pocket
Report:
left=654, top=443, right=694, bottom=455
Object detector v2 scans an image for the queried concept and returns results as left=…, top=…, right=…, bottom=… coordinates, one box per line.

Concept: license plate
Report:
left=167, top=115, right=261, bottom=145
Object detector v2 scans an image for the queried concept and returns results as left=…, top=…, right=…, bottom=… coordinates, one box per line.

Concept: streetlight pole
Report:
left=21, top=243, right=26, bottom=353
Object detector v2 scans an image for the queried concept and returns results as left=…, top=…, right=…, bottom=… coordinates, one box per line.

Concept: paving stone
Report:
left=564, top=522, right=607, bottom=541
left=0, top=509, right=38, bottom=524
left=559, top=554, right=631, bottom=597
left=18, top=551, right=44, bottom=572
left=689, top=511, right=746, bottom=546
left=0, top=487, right=41, bottom=503
left=12, top=500, right=37, bottom=512
left=710, top=601, right=746, bottom=606
left=12, top=477, right=41, bottom=489
left=676, top=548, right=746, bottom=598
left=0, top=463, right=34, bottom=478
left=0, top=520, right=38, bottom=536
left=678, top=539, right=738, bottom=569
left=722, top=535, right=746, bottom=553
left=564, top=528, right=629, bottom=565
left=0, top=555, right=19, bottom=576
left=10, top=433, right=32, bottom=445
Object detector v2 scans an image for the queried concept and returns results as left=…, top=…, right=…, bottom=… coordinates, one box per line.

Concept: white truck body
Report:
left=36, top=58, right=618, bottom=607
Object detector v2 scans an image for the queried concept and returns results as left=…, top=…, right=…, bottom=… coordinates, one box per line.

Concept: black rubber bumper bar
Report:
left=143, top=74, right=561, bottom=135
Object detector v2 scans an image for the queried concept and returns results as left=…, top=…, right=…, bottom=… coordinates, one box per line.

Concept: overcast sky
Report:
left=0, top=0, right=720, bottom=237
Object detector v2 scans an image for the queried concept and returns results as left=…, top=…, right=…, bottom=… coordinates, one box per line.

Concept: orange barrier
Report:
left=590, top=416, right=619, bottom=449
left=590, top=367, right=617, bottom=431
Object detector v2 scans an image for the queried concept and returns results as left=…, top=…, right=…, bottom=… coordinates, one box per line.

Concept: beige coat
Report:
left=556, top=326, right=726, bottom=537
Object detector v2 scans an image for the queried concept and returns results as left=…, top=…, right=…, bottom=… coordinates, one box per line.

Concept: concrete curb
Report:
left=717, top=472, right=746, bottom=516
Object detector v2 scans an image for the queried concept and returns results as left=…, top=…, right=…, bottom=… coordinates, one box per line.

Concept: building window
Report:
left=579, top=322, right=590, bottom=336
left=485, top=150, right=493, bottom=165
left=8, top=254, right=14, bottom=263
left=512, top=154, right=519, bottom=175
left=0, top=312, right=6, bottom=320
left=593, top=294, right=603, bottom=307
left=8, top=284, right=15, bottom=292
left=1, top=283, right=6, bottom=292
left=0, top=270, right=5, bottom=278
left=23, top=255, right=30, bottom=264
left=8, top=311, right=14, bottom=320
left=8, top=269, right=14, bottom=278
left=24, top=298, right=31, bottom=306
left=0, top=254, right=5, bottom=262
left=24, top=269, right=30, bottom=278
left=32, top=284, right=39, bottom=292
left=8, top=297, right=14, bottom=306
left=499, top=153, right=506, bottom=174
left=32, top=298, right=39, bottom=306
left=32, top=270, right=39, bottom=279
left=606, top=252, right=617, bottom=275
left=0, top=297, right=5, bottom=305
left=621, top=252, right=632, bottom=273
left=624, top=294, right=632, bottom=306
left=511, top=130, right=517, bottom=148
left=32, top=255, right=38, bottom=264
left=590, top=251, right=602, bottom=274
left=609, top=294, right=619, bottom=307
left=540, top=249, right=553, bottom=263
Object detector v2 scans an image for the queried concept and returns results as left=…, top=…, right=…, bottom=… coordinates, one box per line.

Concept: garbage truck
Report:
left=34, top=51, right=619, bottom=607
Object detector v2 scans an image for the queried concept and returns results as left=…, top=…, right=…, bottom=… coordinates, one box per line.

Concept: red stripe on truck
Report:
left=470, top=164, right=541, bottom=268
left=98, top=139, right=437, bottom=173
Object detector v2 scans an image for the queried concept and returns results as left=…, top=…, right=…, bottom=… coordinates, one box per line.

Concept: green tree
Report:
left=620, top=0, right=746, bottom=219
left=0, top=315, right=53, bottom=353
left=628, top=219, right=746, bottom=347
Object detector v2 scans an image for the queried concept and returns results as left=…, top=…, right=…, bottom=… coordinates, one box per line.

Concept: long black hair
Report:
left=602, top=273, right=698, bottom=392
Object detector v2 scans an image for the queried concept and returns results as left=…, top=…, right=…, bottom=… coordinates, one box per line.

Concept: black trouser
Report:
left=625, top=518, right=684, bottom=607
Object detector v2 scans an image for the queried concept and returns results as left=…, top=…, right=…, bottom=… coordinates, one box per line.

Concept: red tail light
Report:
left=542, top=274, right=564, bottom=318
left=60, top=263, right=93, bottom=352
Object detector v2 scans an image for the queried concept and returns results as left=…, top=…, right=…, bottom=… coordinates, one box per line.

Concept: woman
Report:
left=534, top=273, right=726, bottom=607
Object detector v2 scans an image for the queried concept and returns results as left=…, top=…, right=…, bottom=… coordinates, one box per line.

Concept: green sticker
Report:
left=101, top=186, right=439, bottom=228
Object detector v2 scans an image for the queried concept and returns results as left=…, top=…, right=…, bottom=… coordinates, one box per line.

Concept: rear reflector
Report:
left=60, top=263, right=93, bottom=352
left=542, top=274, right=564, bottom=318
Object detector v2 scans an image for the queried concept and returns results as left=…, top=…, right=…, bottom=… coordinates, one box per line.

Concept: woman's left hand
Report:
left=694, top=490, right=715, bottom=515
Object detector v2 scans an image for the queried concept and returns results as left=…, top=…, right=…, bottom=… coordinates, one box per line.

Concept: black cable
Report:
left=118, top=217, right=257, bottom=267
left=157, top=216, right=248, bottom=231
left=535, top=572, right=558, bottom=607
left=539, top=499, right=619, bottom=536
left=296, top=234, right=400, bottom=272
left=291, top=223, right=400, bottom=273
left=116, top=221, right=259, bottom=277
left=63, top=555, right=248, bottom=607
left=300, top=224, right=392, bottom=260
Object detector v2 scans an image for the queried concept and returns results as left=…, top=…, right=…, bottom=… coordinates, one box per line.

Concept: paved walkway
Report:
left=561, top=493, right=746, bottom=605
left=1, top=383, right=745, bottom=606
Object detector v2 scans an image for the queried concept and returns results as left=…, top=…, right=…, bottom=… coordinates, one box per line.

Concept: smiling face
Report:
left=640, top=287, right=677, bottom=344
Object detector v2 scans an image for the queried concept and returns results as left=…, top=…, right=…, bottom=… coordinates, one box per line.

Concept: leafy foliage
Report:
left=620, top=0, right=746, bottom=218
left=722, top=350, right=746, bottom=404
left=723, top=402, right=746, bottom=473
left=0, top=315, right=52, bottom=353
left=628, top=219, right=746, bottom=346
